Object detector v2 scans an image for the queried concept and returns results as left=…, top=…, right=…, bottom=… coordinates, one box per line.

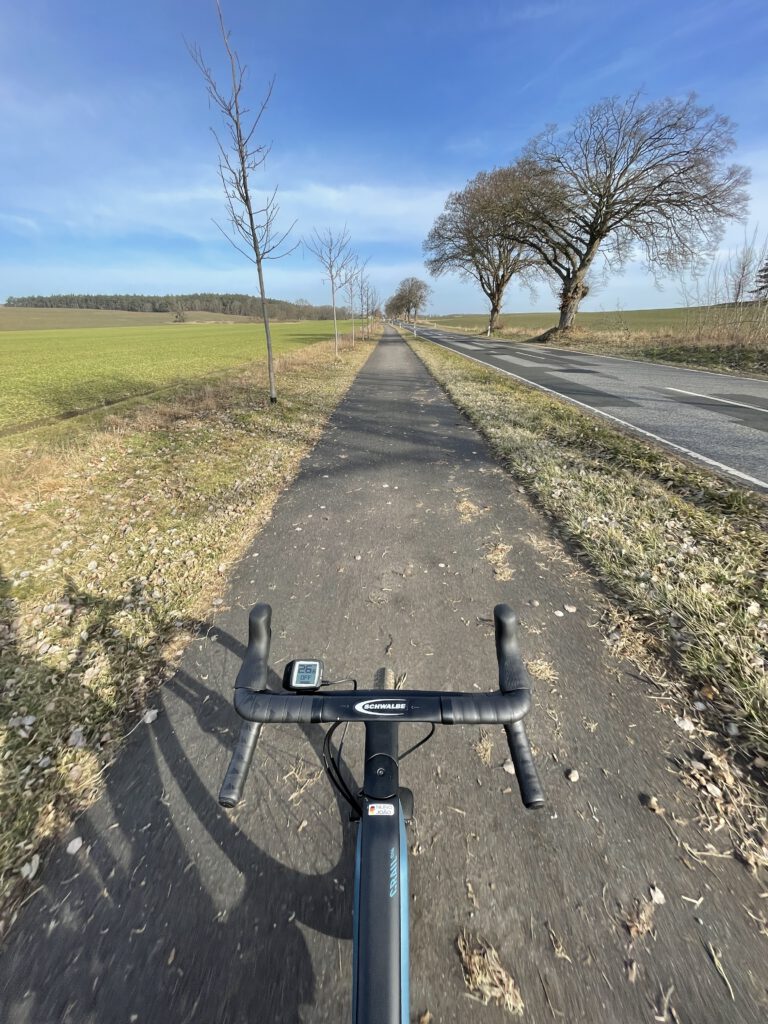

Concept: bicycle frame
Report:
left=353, top=721, right=408, bottom=1024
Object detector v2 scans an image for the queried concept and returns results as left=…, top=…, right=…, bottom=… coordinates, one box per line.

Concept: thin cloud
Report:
left=6, top=172, right=452, bottom=246
left=0, top=212, right=41, bottom=235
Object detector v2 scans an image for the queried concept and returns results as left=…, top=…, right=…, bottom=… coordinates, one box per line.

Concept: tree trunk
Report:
left=255, top=255, right=277, bottom=403
left=488, top=299, right=501, bottom=335
left=558, top=271, right=589, bottom=331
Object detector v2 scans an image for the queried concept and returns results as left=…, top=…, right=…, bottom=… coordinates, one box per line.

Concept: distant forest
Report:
left=4, top=293, right=347, bottom=320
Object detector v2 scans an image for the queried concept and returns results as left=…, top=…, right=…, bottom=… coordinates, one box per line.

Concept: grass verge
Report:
left=408, top=336, right=768, bottom=757
left=0, top=335, right=375, bottom=926
left=540, top=330, right=768, bottom=377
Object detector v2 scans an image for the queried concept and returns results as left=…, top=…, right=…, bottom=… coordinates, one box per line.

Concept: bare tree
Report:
left=384, top=293, right=405, bottom=320
left=502, top=92, right=750, bottom=333
left=385, top=278, right=430, bottom=322
left=305, top=226, right=356, bottom=357
left=343, top=254, right=359, bottom=347
left=354, top=258, right=370, bottom=340
left=188, top=1, right=295, bottom=402
left=752, top=258, right=768, bottom=301
left=424, top=169, right=537, bottom=335
left=404, top=277, right=431, bottom=322
left=364, top=282, right=380, bottom=335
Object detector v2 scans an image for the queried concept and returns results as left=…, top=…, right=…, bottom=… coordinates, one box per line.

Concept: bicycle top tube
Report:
left=233, top=687, right=531, bottom=725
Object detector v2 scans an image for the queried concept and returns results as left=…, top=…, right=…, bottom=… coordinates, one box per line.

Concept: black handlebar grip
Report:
left=493, top=604, right=530, bottom=693
left=219, top=719, right=262, bottom=807
left=220, top=603, right=272, bottom=807
left=235, top=603, right=272, bottom=692
left=504, top=721, right=544, bottom=809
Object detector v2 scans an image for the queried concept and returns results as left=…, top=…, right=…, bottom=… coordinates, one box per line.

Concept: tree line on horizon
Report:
left=418, top=91, right=759, bottom=338
left=4, top=293, right=348, bottom=321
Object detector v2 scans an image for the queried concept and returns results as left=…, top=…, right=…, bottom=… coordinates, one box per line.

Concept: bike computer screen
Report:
left=283, top=659, right=324, bottom=691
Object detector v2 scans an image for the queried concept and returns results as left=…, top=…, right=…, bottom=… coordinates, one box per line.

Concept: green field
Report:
left=0, top=319, right=352, bottom=432
left=0, top=307, right=258, bottom=331
left=425, top=306, right=718, bottom=334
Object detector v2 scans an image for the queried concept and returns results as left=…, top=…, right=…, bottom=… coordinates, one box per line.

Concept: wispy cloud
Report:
left=4, top=170, right=452, bottom=247
left=280, top=182, right=450, bottom=243
left=0, top=212, right=41, bottom=235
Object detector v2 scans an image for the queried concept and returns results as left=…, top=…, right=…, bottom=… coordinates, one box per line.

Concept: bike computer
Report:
left=283, top=659, right=324, bottom=691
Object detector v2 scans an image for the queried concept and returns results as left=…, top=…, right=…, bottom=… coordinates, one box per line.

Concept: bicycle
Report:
left=219, top=602, right=544, bottom=1024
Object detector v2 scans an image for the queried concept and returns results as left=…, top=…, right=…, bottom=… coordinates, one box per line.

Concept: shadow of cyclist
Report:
left=0, top=618, right=357, bottom=1024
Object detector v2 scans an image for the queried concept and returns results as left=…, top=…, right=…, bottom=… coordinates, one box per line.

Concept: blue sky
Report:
left=2, top=0, right=767, bottom=314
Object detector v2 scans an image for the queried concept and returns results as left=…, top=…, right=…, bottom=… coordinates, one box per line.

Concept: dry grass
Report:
left=0, top=334, right=376, bottom=922
left=455, top=488, right=488, bottom=523
left=409, top=337, right=768, bottom=757
left=283, top=756, right=323, bottom=804
left=546, top=326, right=768, bottom=377
left=457, top=931, right=524, bottom=1015
left=473, top=729, right=494, bottom=766
left=485, top=537, right=514, bottom=581
left=527, top=659, right=559, bottom=684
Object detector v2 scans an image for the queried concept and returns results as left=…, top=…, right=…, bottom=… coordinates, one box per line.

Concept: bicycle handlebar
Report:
left=218, top=602, right=544, bottom=809
left=494, top=604, right=545, bottom=807
left=233, top=687, right=531, bottom=724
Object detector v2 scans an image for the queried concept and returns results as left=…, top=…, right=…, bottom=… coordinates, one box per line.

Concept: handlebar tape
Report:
left=235, top=603, right=272, bottom=692
left=219, top=603, right=272, bottom=808
left=495, top=604, right=544, bottom=809
left=233, top=689, right=531, bottom=724
left=493, top=604, right=531, bottom=693
left=219, top=720, right=262, bottom=808
left=504, top=721, right=545, bottom=809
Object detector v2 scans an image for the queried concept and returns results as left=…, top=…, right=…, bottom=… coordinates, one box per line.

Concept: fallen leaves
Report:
left=623, top=897, right=656, bottom=941
left=678, top=748, right=768, bottom=873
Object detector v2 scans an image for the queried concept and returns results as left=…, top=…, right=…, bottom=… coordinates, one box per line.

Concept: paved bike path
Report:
left=1, top=330, right=766, bottom=1023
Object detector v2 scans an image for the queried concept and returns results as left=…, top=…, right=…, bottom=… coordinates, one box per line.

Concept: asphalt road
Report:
left=1, top=330, right=766, bottom=1023
left=398, top=321, right=768, bottom=492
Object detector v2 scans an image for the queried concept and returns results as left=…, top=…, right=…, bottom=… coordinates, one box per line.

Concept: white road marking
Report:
left=665, top=387, right=768, bottom=414
left=413, top=330, right=768, bottom=491
left=423, top=327, right=768, bottom=384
